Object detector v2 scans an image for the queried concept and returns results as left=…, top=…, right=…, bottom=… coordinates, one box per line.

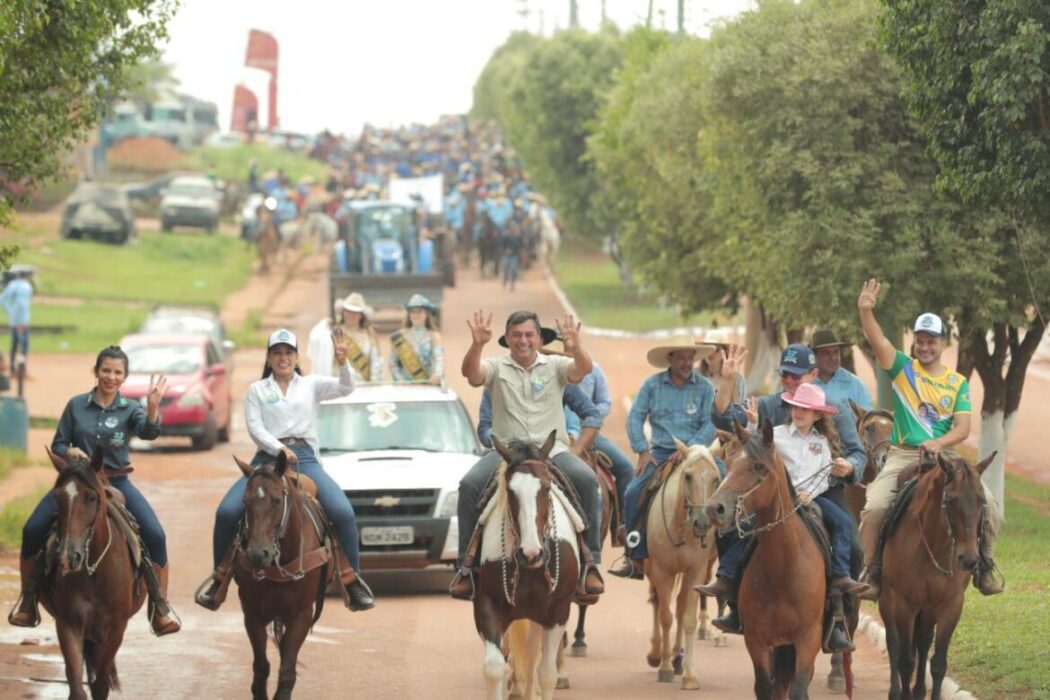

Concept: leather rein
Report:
left=239, top=468, right=328, bottom=582
left=500, top=458, right=562, bottom=606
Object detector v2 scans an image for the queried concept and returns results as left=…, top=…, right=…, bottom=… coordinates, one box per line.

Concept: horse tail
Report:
left=772, top=644, right=796, bottom=686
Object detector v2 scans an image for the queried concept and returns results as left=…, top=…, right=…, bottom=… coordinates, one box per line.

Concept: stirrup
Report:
left=149, top=600, right=182, bottom=637
left=193, top=575, right=224, bottom=611
left=449, top=567, right=476, bottom=601
left=7, top=594, right=41, bottom=628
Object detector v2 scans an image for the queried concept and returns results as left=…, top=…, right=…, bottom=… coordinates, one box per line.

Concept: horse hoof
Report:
left=647, top=654, right=661, bottom=668
left=682, top=678, right=701, bottom=691
left=827, top=675, right=846, bottom=693
left=557, top=677, right=570, bottom=690
left=570, top=643, right=587, bottom=658
left=672, top=652, right=684, bottom=675
left=658, top=669, right=674, bottom=683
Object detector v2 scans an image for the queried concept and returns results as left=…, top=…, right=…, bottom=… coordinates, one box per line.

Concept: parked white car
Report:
left=317, top=384, right=481, bottom=571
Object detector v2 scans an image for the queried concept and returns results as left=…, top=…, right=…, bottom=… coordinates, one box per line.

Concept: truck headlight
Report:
left=438, top=491, right=458, bottom=518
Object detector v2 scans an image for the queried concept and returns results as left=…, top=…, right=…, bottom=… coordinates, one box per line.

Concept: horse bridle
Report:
left=730, top=446, right=832, bottom=538
left=57, top=471, right=113, bottom=577
left=241, top=468, right=294, bottom=581
left=662, top=461, right=719, bottom=548
left=918, top=465, right=986, bottom=578
left=859, top=410, right=894, bottom=476
left=500, top=458, right=561, bottom=606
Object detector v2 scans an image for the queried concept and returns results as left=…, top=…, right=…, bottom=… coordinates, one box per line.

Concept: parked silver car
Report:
left=160, top=176, right=221, bottom=233
left=60, top=183, right=136, bottom=245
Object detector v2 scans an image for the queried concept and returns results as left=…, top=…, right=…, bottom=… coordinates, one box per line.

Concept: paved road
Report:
left=0, top=253, right=905, bottom=698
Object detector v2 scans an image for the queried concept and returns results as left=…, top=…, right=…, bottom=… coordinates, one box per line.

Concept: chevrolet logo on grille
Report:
left=373, top=496, right=401, bottom=508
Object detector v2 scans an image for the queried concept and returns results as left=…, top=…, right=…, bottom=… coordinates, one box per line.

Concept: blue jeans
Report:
left=815, top=494, right=853, bottom=578
left=213, top=443, right=361, bottom=571
left=623, top=447, right=675, bottom=560
left=10, top=326, right=28, bottom=365
left=715, top=528, right=747, bottom=581
left=594, top=434, right=632, bottom=523
left=22, top=476, right=167, bottom=566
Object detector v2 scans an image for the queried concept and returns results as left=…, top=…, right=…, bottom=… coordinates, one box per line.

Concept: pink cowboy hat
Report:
left=781, top=383, right=838, bottom=414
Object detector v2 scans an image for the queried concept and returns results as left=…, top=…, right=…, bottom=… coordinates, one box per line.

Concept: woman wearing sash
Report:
left=307, top=292, right=383, bottom=382
left=388, top=293, right=443, bottom=384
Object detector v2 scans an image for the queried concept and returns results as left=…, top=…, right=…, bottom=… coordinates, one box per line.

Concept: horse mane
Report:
left=54, top=461, right=102, bottom=493
left=742, top=433, right=799, bottom=502
left=864, top=409, right=894, bottom=422
left=501, top=438, right=545, bottom=467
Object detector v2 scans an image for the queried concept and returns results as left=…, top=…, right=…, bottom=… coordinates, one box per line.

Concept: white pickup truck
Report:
left=317, top=384, right=481, bottom=571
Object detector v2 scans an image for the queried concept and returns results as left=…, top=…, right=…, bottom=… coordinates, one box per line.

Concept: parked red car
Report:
left=119, top=333, right=232, bottom=450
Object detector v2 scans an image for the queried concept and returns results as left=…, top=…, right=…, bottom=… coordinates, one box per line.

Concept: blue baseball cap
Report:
left=778, top=343, right=817, bottom=375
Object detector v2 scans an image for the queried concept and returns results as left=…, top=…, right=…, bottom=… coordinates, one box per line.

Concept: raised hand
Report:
left=556, top=314, right=582, bottom=354
left=721, top=345, right=748, bottom=379
left=858, top=279, right=881, bottom=311
left=743, top=396, right=759, bottom=425
left=332, top=327, right=348, bottom=363
left=467, top=310, right=493, bottom=346
left=146, top=374, right=168, bottom=415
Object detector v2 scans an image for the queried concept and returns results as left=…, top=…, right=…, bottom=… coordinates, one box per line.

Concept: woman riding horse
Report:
left=195, top=328, right=375, bottom=612
left=9, top=345, right=180, bottom=636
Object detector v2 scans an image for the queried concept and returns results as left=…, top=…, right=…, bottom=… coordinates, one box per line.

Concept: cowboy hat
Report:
left=809, top=328, right=851, bottom=350
left=647, top=333, right=716, bottom=369
left=540, top=337, right=567, bottom=356
left=781, top=383, right=838, bottom=414
left=498, top=326, right=558, bottom=348
left=404, top=293, right=437, bottom=314
left=335, top=292, right=373, bottom=318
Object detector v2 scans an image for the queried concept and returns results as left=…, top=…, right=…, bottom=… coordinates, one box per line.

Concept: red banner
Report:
left=244, top=29, right=279, bottom=130
left=230, top=84, right=258, bottom=134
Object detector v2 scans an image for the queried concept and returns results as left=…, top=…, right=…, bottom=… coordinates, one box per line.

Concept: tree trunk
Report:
left=604, top=236, right=633, bottom=287
left=959, top=319, right=1046, bottom=512
left=744, top=301, right=780, bottom=395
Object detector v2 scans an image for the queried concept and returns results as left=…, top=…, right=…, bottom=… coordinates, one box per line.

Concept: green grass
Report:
left=181, top=143, right=330, bottom=185
left=14, top=230, right=254, bottom=305
left=556, top=237, right=739, bottom=332
left=29, top=301, right=149, bottom=352
left=0, top=489, right=47, bottom=553
left=229, top=307, right=268, bottom=350
left=945, top=474, right=1050, bottom=699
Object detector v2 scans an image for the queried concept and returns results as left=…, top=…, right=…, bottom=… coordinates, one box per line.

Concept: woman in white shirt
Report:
left=773, top=383, right=868, bottom=595
left=195, top=329, right=374, bottom=612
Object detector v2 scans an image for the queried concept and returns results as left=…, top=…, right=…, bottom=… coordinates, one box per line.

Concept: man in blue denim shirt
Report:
left=809, top=328, right=873, bottom=410
left=609, top=334, right=718, bottom=579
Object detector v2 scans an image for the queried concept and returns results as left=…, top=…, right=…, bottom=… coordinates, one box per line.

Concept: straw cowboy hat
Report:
left=646, top=333, right=716, bottom=369
left=781, top=383, right=838, bottom=414
left=334, top=292, right=373, bottom=319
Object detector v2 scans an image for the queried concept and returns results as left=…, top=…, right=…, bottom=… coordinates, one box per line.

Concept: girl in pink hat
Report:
left=774, top=383, right=868, bottom=596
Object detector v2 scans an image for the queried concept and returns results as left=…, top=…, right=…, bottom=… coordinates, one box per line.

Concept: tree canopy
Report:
left=0, top=0, right=175, bottom=267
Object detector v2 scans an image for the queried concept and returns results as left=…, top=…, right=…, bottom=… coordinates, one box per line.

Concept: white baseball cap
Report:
left=913, top=313, right=945, bottom=337
left=267, top=328, right=298, bottom=350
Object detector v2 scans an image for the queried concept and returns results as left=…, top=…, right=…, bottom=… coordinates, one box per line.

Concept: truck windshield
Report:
left=153, top=107, right=186, bottom=121
left=356, top=207, right=412, bottom=241
left=317, top=400, right=476, bottom=454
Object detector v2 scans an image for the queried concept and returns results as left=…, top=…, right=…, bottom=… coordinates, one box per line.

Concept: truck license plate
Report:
left=361, top=526, right=414, bottom=546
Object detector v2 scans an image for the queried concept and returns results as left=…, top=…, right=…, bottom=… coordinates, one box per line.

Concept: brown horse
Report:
left=644, top=438, right=722, bottom=689
left=567, top=444, right=617, bottom=659
left=844, top=401, right=894, bottom=522
left=233, top=453, right=334, bottom=700
left=256, top=208, right=281, bottom=274
left=474, top=433, right=579, bottom=700
left=708, top=423, right=826, bottom=700
left=880, top=452, right=994, bottom=700
left=43, top=447, right=147, bottom=700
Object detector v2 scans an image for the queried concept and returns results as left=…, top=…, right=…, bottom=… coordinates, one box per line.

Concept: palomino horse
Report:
left=43, top=447, right=147, bottom=700
left=474, top=432, right=579, bottom=700
left=567, top=444, right=617, bottom=659
left=644, top=438, right=722, bottom=689
left=233, top=453, right=335, bottom=700
left=708, top=423, right=826, bottom=700
left=880, top=452, right=994, bottom=700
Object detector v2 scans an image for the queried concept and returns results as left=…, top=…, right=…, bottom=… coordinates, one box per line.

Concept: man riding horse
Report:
left=450, top=310, right=605, bottom=604
left=855, top=279, right=1003, bottom=598
left=699, top=343, right=867, bottom=649
left=609, top=333, right=720, bottom=580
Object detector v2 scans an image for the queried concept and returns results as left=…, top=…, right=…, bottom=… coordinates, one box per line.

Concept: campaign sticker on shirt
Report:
left=367, top=402, right=398, bottom=428
left=685, top=402, right=698, bottom=415
left=532, top=377, right=546, bottom=394
left=104, top=416, right=120, bottom=429
left=265, top=391, right=280, bottom=404
left=110, top=431, right=125, bottom=447
left=118, top=397, right=128, bottom=408
left=808, top=442, right=823, bottom=455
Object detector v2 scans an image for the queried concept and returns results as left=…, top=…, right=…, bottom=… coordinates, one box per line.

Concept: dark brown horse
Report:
left=43, top=447, right=147, bottom=700
left=474, top=432, right=579, bottom=700
left=880, top=452, right=994, bottom=700
left=708, top=423, right=826, bottom=700
left=568, top=444, right=617, bottom=659
left=233, top=453, right=334, bottom=700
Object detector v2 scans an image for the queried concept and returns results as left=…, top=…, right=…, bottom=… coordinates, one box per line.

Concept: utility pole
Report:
left=677, top=0, right=685, bottom=33
left=601, top=0, right=606, bottom=25
left=569, top=0, right=579, bottom=28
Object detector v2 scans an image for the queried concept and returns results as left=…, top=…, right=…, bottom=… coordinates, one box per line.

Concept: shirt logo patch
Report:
left=685, top=402, right=698, bottom=415
left=808, top=442, right=823, bottom=455
left=947, top=375, right=957, bottom=385
left=104, top=416, right=120, bottom=429
left=110, top=431, right=125, bottom=447
left=118, top=397, right=127, bottom=407
left=265, top=392, right=280, bottom=404
left=939, top=396, right=953, bottom=409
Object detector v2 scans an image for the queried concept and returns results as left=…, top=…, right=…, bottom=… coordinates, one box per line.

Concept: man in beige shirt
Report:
left=449, top=310, right=605, bottom=603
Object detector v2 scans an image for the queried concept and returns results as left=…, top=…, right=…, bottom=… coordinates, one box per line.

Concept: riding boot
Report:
left=710, top=578, right=743, bottom=634
left=145, top=562, right=181, bottom=636
left=824, top=591, right=854, bottom=652
left=7, top=554, right=44, bottom=628
left=857, top=508, right=886, bottom=601
left=575, top=535, right=605, bottom=606
left=695, top=575, right=733, bottom=598
left=607, top=547, right=643, bottom=580
left=338, top=564, right=376, bottom=612
left=831, top=575, right=870, bottom=596
left=449, top=526, right=482, bottom=601
left=975, top=512, right=1005, bottom=595
left=194, top=539, right=238, bottom=611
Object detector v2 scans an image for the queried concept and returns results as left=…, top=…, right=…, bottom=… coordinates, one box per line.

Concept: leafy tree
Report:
left=471, top=32, right=541, bottom=126
left=882, top=0, right=1050, bottom=505
left=0, top=0, right=176, bottom=266
left=124, top=58, right=181, bottom=106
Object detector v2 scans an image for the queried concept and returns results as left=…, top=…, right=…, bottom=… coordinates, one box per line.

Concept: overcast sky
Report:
left=162, top=0, right=752, bottom=136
